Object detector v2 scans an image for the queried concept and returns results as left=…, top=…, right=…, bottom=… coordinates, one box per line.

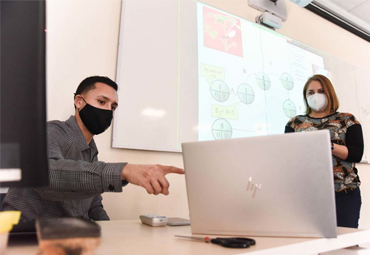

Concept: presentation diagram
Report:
left=200, top=63, right=299, bottom=140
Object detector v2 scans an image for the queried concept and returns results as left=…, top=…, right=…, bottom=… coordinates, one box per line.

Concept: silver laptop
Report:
left=182, top=130, right=337, bottom=238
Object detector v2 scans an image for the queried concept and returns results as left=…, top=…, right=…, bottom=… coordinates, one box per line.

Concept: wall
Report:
left=47, top=0, right=370, bottom=228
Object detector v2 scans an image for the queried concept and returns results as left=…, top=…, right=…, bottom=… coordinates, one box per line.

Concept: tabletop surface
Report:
left=6, top=220, right=370, bottom=255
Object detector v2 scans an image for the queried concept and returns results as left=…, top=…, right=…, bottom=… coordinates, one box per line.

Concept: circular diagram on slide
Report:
left=237, top=83, right=255, bottom=104
left=281, top=73, right=294, bottom=90
left=256, top=72, right=271, bottom=91
left=212, top=119, right=232, bottom=140
left=283, top=99, right=296, bottom=118
left=210, top=80, right=230, bottom=102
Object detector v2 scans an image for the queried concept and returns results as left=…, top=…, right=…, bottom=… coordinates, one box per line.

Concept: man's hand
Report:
left=121, top=164, right=184, bottom=195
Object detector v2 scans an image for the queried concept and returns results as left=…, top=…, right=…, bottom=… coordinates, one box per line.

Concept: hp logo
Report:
left=246, top=177, right=262, bottom=198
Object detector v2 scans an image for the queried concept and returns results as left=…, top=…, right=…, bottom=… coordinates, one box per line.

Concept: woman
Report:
left=285, top=74, right=364, bottom=228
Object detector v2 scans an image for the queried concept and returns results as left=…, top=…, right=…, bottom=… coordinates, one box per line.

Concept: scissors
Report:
left=175, top=235, right=256, bottom=248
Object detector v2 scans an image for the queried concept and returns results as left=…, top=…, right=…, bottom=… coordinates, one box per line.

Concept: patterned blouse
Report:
left=285, top=112, right=364, bottom=192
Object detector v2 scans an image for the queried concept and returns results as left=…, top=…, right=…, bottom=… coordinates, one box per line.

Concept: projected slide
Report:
left=203, top=6, right=243, bottom=57
left=113, top=0, right=334, bottom=152
left=197, top=4, right=331, bottom=141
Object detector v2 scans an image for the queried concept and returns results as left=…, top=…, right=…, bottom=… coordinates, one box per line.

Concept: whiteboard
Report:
left=330, top=58, right=370, bottom=163
left=353, top=67, right=370, bottom=163
left=113, top=0, right=369, bottom=162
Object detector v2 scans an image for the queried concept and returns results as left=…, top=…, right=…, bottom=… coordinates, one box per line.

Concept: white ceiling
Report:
left=329, top=0, right=370, bottom=23
left=313, top=0, right=370, bottom=36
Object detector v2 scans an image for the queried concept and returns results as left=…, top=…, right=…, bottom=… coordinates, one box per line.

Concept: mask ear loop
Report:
left=79, top=96, right=87, bottom=104
left=73, top=93, right=87, bottom=110
left=328, top=95, right=334, bottom=113
left=73, top=93, right=78, bottom=109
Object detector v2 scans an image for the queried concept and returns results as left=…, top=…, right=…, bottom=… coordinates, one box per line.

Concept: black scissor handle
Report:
left=211, top=238, right=251, bottom=248
left=232, top=237, right=256, bottom=246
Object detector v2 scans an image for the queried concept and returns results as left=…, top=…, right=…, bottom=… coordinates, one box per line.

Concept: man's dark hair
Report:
left=74, top=76, right=118, bottom=109
left=75, top=76, right=118, bottom=98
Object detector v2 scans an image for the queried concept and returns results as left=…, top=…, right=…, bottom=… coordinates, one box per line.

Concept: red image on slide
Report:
left=203, top=6, right=243, bottom=57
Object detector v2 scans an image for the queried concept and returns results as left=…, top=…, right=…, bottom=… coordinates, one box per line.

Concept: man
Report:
left=2, top=76, right=184, bottom=221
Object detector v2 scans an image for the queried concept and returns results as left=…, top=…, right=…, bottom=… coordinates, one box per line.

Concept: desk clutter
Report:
left=0, top=211, right=21, bottom=254
left=140, top=214, right=168, bottom=227
left=140, top=215, right=255, bottom=249
left=140, top=214, right=191, bottom=227
left=36, top=218, right=101, bottom=255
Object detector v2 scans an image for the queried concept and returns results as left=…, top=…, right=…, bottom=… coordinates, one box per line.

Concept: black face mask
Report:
left=78, top=98, right=113, bottom=135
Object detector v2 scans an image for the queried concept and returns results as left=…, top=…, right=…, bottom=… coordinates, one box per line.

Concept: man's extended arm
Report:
left=35, top=121, right=184, bottom=202
left=34, top=123, right=125, bottom=201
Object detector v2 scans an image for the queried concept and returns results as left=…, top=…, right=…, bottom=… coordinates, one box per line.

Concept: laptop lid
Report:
left=182, top=130, right=337, bottom=238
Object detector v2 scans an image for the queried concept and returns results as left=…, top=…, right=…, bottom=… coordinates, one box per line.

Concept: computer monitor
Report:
left=0, top=0, right=49, bottom=187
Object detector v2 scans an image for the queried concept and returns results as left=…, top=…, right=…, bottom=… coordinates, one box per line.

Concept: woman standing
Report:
left=285, top=74, right=364, bottom=228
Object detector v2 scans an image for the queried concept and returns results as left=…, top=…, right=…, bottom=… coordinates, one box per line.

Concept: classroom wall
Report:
left=47, top=0, right=370, bottom=228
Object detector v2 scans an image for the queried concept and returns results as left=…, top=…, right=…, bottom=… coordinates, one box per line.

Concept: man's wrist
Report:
left=121, top=163, right=132, bottom=181
left=121, top=164, right=127, bottom=180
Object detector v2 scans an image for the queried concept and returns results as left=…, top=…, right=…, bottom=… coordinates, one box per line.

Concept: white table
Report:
left=5, top=220, right=370, bottom=255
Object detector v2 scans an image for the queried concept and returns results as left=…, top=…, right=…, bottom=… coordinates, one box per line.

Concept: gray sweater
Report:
left=3, top=116, right=126, bottom=221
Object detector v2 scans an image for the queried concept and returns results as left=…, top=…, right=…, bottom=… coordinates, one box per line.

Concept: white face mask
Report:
left=307, top=93, right=328, bottom=112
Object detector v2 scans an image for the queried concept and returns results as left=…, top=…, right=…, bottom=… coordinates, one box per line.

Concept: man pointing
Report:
left=2, top=76, right=184, bottom=221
